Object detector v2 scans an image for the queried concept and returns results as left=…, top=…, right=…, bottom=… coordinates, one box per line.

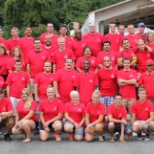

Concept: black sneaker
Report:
left=4, top=133, right=12, bottom=141
left=144, top=134, right=150, bottom=141
left=137, top=134, right=142, bottom=141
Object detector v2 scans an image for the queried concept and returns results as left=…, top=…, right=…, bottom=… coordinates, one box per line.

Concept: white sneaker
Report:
left=132, top=132, right=138, bottom=137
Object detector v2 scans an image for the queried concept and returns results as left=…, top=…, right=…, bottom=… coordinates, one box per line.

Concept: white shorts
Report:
left=10, top=97, right=21, bottom=115
left=133, top=120, right=148, bottom=130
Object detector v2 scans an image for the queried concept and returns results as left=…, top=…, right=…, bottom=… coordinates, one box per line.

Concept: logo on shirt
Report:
left=0, top=81, right=4, bottom=85
left=77, top=108, right=81, bottom=112
left=21, top=77, right=25, bottom=81
left=50, top=78, right=53, bottom=81
left=145, top=107, right=149, bottom=111
left=42, top=56, right=45, bottom=59
left=89, top=79, right=93, bottom=83
left=118, top=114, right=122, bottom=118
left=72, top=75, right=76, bottom=79
left=147, top=54, right=150, bottom=58
left=97, top=38, right=101, bottom=42
left=130, top=74, right=133, bottom=78
left=111, top=74, right=115, bottom=78
left=111, top=57, right=115, bottom=61
left=2, top=107, right=6, bottom=112
left=97, top=111, right=101, bottom=114
left=91, top=60, right=95, bottom=64
left=53, top=107, right=57, bottom=111
left=82, top=44, right=85, bottom=47
left=116, top=39, right=119, bottom=43
left=64, top=55, right=68, bottom=59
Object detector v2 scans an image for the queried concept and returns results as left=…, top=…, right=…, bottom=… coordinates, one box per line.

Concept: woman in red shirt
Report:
left=85, top=90, right=105, bottom=142
left=76, top=46, right=98, bottom=73
left=39, top=86, right=63, bottom=141
left=0, top=44, right=10, bottom=80
left=7, top=46, right=26, bottom=73
left=64, top=90, right=85, bottom=141
left=12, top=88, right=38, bottom=143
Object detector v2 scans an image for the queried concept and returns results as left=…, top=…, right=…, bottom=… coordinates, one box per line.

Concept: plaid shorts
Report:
left=100, top=96, right=114, bottom=110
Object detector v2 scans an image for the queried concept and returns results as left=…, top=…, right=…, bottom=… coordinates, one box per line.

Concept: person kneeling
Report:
left=64, top=91, right=85, bottom=141
left=12, top=88, right=38, bottom=143
left=39, top=86, right=63, bottom=141
left=85, top=90, right=105, bottom=142
left=130, top=88, right=154, bottom=141
left=108, top=94, right=132, bottom=143
left=0, top=88, right=14, bottom=141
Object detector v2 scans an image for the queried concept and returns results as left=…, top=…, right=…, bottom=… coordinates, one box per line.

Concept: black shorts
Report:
left=39, top=122, right=54, bottom=131
left=0, top=117, right=14, bottom=127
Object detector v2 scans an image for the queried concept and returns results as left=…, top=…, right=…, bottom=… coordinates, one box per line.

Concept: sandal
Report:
left=22, top=138, right=31, bottom=143
left=110, top=139, right=115, bottom=143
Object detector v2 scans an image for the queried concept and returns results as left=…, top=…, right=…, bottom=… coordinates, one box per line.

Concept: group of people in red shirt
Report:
left=0, top=21, right=154, bottom=143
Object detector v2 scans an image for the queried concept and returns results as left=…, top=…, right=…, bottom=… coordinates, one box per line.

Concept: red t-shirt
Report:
left=7, top=58, right=26, bottom=72
left=64, top=102, right=85, bottom=123
left=34, top=72, right=54, bottom=99
left=97, top=51, right=117, bottom=67
left=17, top=100, right=38, bottom=121
left=52, top=49, right=75, bottom=71
left=138, top=72, right=154, bottom=98
left=76, top=56, right=98, bottom=72
left=117, top=69, right=137, bottom=99
left=26, top=50, right=51, bottom=78
left=130, top=100, right=154, bottom=120
left=40, top=32, right=59, bottom=44
left=6, top=71, right=30, bottom=98
left=74, top=71, right=98, bottom=105
left=136, top=50, right=152, bottom=73
left=70, top=38, right=87, bottom=59
left=54, top=68, right=78, bottom=103
left=39, top=98, right=63, bottom=122
left=85, top=102, right=105, bottom=123
left=0, top=55, right=10, bottom=75
left=98, top=67, right=117, bottom=96
left=18, top=37, right=34, bottom=60
left=108, top=104, right=127, bottom=120
left=146, top=43, right=154, bottom=60
left=0, top=97, right=13, bottom=112
left=117, top=49, right=134, bottom=61
left=126, top=34, right=142, bottom=49
left=53, top=36, right=72, bottom=49
left=7, top=38, right=20, bottom=55
left=0, top=75, right=5, bottom=89
left=0, top=38, right=9, bottom=50
left=41, top=44, right=58, bottom=60
left=83, top=33, right=104, bottom=57
left=104, top=33, right=122, bottom=52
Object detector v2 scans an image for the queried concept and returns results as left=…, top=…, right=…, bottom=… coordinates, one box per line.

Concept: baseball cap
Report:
left=146, top=59, right=154, bottom=66
left=0, top=88, right=4, bottom=93
left=138, top=22, right=145, bottom=27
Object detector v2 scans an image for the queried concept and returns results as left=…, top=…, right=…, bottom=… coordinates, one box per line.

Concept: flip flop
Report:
left=110, top=139, right=115, bottom=143
left=22, top=138, right=31, bottom=143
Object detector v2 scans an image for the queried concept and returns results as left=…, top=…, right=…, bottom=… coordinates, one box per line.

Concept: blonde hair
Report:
left=92, top=90, right=101, bottom=98
left=12, top=46, right=23, bottom=59
left=70, top=90, right=79, bottom=98
left=23, top=88, right=33, bottom=110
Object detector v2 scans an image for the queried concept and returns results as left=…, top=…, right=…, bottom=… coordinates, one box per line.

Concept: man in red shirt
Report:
left=40, top=23, right=59, bottom=44
left=18, top=26, right=34, bottom=61
left=70, top=29, right=87, bottom=60
left=34, top=61, right=54, bottom=102
left=6, top=59, right=30, bottom=114
left=83, top=22, right=104, bottom=57
left=41, top=35, right=58, bottom=60
left=52, top=37, right=75, bottom=73
left=117, top=57, right=137, bottom=111
left=54, top=58, right=78, bottom=103
left=130, top=88, right=154, bottom=141
left=0, top=88, right=14, bottom=141
left=117, top=38, right=136, bottom=69
left=126, top=24, right=142, bottom=49
left=97, top=40, right=117, bottom=68
left=138, top=59, right=154, bottom=103
left=98, top=56, right=117, bottom=110
left=104, top=22, right=122, bottom=52
left=118, top=25, right=125, bottom=37
left=7, top=27, right=20, bottom=55
left=136, top=39, right=152, bottom=74
left=108, top=94, right=132, bottom=143
left=137, top=22, right=147, bottom=43
left=74, top=59, right=98, bottom=105
left=27, top=38, right=51, bottom=94
left=53, top=24, right=72, bottom=49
